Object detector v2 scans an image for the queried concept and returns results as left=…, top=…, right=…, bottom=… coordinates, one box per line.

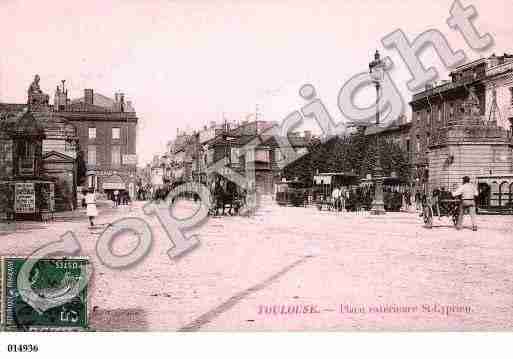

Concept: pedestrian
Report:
left=415, top=191, right=422, bottom=211
left=80, top=189, right=87, bottom=209
left=113, top=189, right=119, bottom=207
left=85, top=187, right=98, bottom=227
left=452, top=176, right=478, bottom=231
left=404, top=190, right=412, bottom=211
left=432, top=186, right=441, bottom=219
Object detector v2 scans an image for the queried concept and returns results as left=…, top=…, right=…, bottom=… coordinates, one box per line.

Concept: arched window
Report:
left=509, top=182, right=513, bottom=208
left=491, top=181, right=499, bottom=206
left=499, top=181, right=509, bottom=207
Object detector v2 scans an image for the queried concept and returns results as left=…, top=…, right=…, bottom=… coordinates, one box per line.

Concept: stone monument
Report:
left=428, top=86, right=513, bottom=192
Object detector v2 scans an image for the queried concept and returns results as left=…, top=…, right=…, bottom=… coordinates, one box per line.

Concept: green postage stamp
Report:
left=1, top=257, right=90, bottom=331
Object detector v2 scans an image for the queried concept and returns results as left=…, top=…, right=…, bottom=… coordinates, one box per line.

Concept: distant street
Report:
left=1, top=199, right=513, bottom=331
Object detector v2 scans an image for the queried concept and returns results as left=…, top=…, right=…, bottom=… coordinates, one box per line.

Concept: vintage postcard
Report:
left=0, top=0, right=512, bottom=353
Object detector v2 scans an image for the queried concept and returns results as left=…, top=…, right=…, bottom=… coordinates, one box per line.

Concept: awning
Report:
left=102, top=174, right=126, bottom=190
left=102, top=182, right=126, bottom=190
left=314, top=175, right=332, bottom=185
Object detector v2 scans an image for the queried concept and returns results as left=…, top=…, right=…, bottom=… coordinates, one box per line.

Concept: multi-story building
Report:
left=202, top=120, right=310, bottom=194
left=54, top=86, right=139, bottom=199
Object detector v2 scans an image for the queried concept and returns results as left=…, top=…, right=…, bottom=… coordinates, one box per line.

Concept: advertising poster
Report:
left=14, top=183, right=35, bottom=214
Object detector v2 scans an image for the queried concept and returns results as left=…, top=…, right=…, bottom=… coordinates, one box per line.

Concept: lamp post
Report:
left=369, top=50, right=386, bottom=215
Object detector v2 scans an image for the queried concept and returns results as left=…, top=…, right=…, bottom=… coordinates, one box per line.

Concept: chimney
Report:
left=84, top=89, right=94, bottom=105
left=304, top=130, right=312, bottom=142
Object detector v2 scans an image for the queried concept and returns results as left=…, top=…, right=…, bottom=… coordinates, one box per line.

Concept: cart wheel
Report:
left=423, top=206, right=433, bottom=228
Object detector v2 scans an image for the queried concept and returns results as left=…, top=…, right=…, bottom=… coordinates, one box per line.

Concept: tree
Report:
left=283, top=131, right=411, bottom=185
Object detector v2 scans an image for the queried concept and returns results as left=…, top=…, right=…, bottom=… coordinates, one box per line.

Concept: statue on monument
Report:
left=465, top=86, right=481, bottom=118
left=28, top=74, right=43, bottom=94
left=27, top=74, right=49, bottom=106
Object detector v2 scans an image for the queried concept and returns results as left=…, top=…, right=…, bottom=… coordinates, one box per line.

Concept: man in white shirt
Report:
left=452, top=176, right=478, bottom=231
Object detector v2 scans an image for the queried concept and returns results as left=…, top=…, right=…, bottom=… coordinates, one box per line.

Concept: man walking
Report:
left=452, top=176, right=478, bottom=231
left=432, top=186, right=441, bottom=219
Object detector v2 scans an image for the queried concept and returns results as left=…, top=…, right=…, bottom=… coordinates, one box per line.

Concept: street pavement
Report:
left=1, top=198, right=512, bottom=331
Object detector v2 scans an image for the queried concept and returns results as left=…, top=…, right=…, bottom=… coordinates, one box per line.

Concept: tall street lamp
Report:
left=369, top=50, right=386, bottom=215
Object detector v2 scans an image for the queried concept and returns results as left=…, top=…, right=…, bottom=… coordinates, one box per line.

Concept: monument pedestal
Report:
left=428, top=117, right=513, bottom=191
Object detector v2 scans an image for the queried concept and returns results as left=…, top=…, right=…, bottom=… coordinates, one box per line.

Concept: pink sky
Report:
left=1, top=0, right=511, bottom=164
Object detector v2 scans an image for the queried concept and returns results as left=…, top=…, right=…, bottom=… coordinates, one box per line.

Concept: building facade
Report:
left=54, top=86, right=139, bottom=199
left=409, top=54, right=513, bottom=190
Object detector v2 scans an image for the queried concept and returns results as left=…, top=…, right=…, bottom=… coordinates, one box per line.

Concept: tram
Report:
left=275, top=178, right=309, bottom=207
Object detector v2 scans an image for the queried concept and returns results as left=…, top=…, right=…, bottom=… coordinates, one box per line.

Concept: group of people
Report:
left=110, top=190, right=131, bottom=207
left=325, top=185, right=404, bottom=212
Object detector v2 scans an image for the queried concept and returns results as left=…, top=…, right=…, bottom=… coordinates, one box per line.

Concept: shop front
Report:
left=97, top=170, right=136, bottom=200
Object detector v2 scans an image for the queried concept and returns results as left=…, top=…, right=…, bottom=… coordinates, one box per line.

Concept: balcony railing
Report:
left=487, top=61, right=513, bottom=78
left=412, top=74, right=486, bottom=102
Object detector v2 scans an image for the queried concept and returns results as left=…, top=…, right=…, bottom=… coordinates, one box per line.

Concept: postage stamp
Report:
left=1, top=257, right=89, bottom=331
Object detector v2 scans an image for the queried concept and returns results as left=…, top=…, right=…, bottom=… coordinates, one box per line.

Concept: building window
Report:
left=88, top=127, right=96, bottom=139
left=416, top=135, right=421, bottom=153
left=406, top=138, right=411, bottom=153
left=87, top=145, right=96, bottom=165
left=65, top=141, right=76, bottom=152
left=438, top=107, right=442, bottom=123
left=230, top=148, right=239, bottom=164
left=111, top=145, right=121, bottom=167
left=206, top=149, right=214, bottom=164
left=255, top=149, right=270, bottom=162
left=509, top=88, right=513, bottom=106
left=0, top=140, right=13, bottom=174
left=275, top=149, right=283, bottom=162
left=112, top=127, right=121, bottom=140
left=246, top=150, right=255, bottom=163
